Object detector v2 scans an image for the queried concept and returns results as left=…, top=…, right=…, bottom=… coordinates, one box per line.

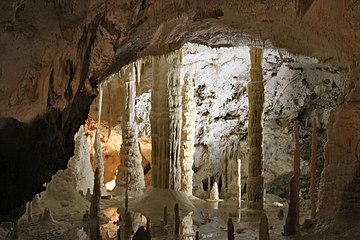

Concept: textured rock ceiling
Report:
left=0, top=0, right=359, bottom=221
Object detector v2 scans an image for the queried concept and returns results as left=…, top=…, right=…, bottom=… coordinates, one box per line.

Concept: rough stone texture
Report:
left=116, top=64, right=145, bottom=196
left=246, top=47, right=265, bottom=210
left=180, top=74, right=196, bottom=196
left=151, top=51, right=182, bottom=190
left=0, top=0, right=359, bottom=223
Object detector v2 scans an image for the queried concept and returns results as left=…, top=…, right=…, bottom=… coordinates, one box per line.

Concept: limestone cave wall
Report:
left=0, top=0, right=359, bottom=222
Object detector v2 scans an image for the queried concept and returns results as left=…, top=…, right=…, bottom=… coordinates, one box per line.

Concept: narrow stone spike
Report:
left=259, top=213, right=269, bottom=240
left=195, top=230, right=200, bottom=240
left=227, top=218, right=234, bottom=240
left=90, top=168, right=101, bottom=219
left=293, top=122, right=301, bottom=226
left=164, top=206, right=168, bottom=225
left=125, top=170, right=129, bottom=213
left=283, top=176, right=297, bottom=235
left=146, top=217, right=151, bottom=239
left=117, top=228, right=121, bottom=240
left=310, top=117, right=317, bottom=219
left=174, top=203, right=180, bottom=236
left=237, top=158, right=242, bottom=210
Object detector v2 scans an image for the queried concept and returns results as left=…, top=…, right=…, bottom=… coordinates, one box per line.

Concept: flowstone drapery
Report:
left=115, top=63, right=145, bottom=196
left=180, top=74, right=195, bottom=195
left=246, top=47, right=265, bottom=210
left=151, top=51, right=182, bottom=190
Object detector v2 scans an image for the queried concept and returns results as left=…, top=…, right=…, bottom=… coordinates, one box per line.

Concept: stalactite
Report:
left=294, top=0, right=315, bottom=18
left=259, top=213, right=269, bottom=240
left=151, top=51, right=182, bottom=190
left=116, top=64, right=145, bottom=196
left=107, top=83, right=112, bottom=138
left=294, top=123, right=301, bottom=226
left=310, top=117, right=317, bottom=219
left=246, top=47, right=264, bottom=210
left=180, top=74, right=195, bottom=196
left=237, top=158, right=242, bottom=210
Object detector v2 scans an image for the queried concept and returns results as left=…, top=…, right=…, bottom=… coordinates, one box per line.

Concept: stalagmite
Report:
left=146, top=217, right=151, bottom=238
left=195, top=231, right=200, bottom=240
left=310, top=117, right=317, bottom=219
left=283, top=123, right=301, bottom=235
left=174, top=203, right=180, bottom=237
left=125, top=171, right=129, bottom=213
left=27, top=201, right=32, bottom=222
left=180, top=74, right=196, bottom=196
left=259, top=213, right=269, bottom=240
left=164, top=206, right=168, bottom=226
left=116, top=64, right=145, bottom=196
left=90, top=167, right=101, bottom=226
left=283, top=177, right=297, bottom=236
left=210, top=182, right=219, bottom=200
left=246, top=47, right=265, bottom=210
left=227, top=218, right=234, bottom=240
left=11, top=220, right=19, bottom=239
left=151, top=51, right=182, bottom=190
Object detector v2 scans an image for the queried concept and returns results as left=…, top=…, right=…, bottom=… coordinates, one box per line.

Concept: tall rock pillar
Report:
left=116, top=64, right=145, bottom=196
left=180, top=74, right=196, bottom=196
left=246, top=47, right=264, bottom=210
left=151, top=51, right=182, bottom=190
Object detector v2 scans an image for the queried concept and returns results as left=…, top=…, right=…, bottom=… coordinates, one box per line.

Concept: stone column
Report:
left=310, top=117, right=317, bottom=219
left=180, top=73, right=195, bottom=196
left=151, top=51, right=182, bottom=190
left=116, top=63, right=145, bottom=196
left=246, top=47, right=264, bottom=210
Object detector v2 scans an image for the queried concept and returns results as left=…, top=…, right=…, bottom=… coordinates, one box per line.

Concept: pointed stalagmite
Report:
left=283, top=123, right=301, bottom=235
left=283, top=176, right=297, bottom=236
left=237, top=158, right=242, bottom=210
left=246, top=47, right=265, bottom=210
left=116, top=64, right=145, bottom=196
left=259, top=213, right=269, bottom=240
left=310, top=117, right=317, bottom=219
left=175, top=203, right=180, bottom=237
left=164, top=206, right=168, bottom=225
left=180, top=74, right=196, bottom=196
left=90, top=168, right=101, bottom=219
left=227, top=218, right=234, bottom=240
left=94, top=86, right=105, bottom=186
left=151, top=51, right=182, bottom=190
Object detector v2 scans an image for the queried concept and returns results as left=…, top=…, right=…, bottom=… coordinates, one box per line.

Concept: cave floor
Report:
left=0, top=193, right=350, bottom=240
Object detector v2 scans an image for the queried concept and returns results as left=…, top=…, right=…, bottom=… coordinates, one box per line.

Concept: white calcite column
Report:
left=151, top=51, right=182, bottom=190
left=246, top=47, right=264, bottom=210
left=180, top=74, right=195, bottom=196
left=116, top=64, right=145, bottom=196
left=94, top=87, right=104, bottom=186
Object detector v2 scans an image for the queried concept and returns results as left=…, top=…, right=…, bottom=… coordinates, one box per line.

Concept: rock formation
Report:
left=210, top=182, right=220, bottom=201
left=310, top=117, right=318, bottom=219
left=116, top=63, right=145, bottom=196
left=180, top=74, right=196, bottom=196
left=259, top=213, right=270, bottom=240
left=151, top=51, right=182, bottom=190
left=246, top=47, right=265, bottom=210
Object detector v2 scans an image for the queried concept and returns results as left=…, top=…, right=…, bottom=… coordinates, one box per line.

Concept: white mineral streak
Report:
left=94, top=129, right=104, bottom=187
left=116, top=63, right=145, bottom=196
left=151, top=50, right=182, bottom=190
left=180, top=73, right=196, bottom=196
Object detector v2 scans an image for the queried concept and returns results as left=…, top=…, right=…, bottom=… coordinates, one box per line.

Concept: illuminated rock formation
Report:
left=151, top=51, right=182, bottom=190
left=116, top=63, right=145, bottom=196
left=180, top=74, right=196, bottom=196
